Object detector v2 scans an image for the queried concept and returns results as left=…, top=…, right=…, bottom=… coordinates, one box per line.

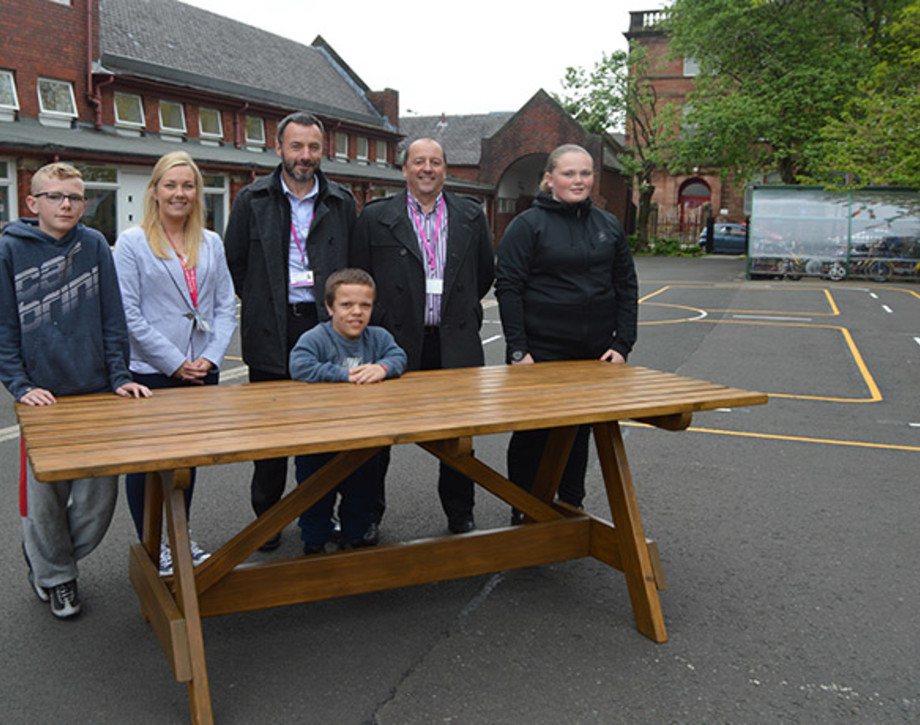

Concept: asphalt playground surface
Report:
left=1, top=255, right=918, bottom=724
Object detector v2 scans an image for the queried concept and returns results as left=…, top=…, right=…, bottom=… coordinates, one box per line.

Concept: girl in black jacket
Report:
left=495, top=144, right=638, bottom=514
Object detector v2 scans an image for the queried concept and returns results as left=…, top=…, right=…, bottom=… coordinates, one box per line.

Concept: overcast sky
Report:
left=181, top=0, right=669, bottom=118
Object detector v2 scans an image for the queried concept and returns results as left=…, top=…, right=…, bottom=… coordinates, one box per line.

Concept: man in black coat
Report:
left=351, top=138, right=494, bottom=533
left=225, top=111, right=356, bottom=549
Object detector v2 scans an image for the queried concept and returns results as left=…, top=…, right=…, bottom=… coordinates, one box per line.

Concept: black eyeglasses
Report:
left=33, top=192, right=87, bottom=205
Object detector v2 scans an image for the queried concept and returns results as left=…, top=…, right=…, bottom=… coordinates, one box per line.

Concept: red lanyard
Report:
left=408, top=196, right=445, bottom=273
left=163, top=229, right=199, bottom=308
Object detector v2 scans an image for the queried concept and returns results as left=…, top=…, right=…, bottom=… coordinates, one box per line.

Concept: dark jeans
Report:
left=295, top=451, right=380, bottom=547
left=249, top=302, right=319, bottom=517
left=125, top=369, right=219, bottom=539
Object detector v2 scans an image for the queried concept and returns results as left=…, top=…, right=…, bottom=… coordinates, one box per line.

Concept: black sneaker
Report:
left=22, top=543, right=49, bottom=603
left=49, top=580, right=81, bottom=619
left=347, top=521, right=379, bottom=549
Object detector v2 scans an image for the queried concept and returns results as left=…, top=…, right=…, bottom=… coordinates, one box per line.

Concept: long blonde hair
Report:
left=142, top=151, right=206, bottom=268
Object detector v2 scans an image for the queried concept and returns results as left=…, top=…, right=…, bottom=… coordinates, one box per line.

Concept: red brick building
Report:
left=401, top=90, right=631, bottom=240
left=625, top=10, right=748, bottom=239
left=0, top=0, right=425, bottom=240
left=1, top=0, right=630, bottom=244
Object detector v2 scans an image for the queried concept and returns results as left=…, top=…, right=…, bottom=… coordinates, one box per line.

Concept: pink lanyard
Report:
left=408, top=196, right=445, bottom=273
left=163, top=229, right=199, bottom=308
left=291, top=221, right=308, bottom=267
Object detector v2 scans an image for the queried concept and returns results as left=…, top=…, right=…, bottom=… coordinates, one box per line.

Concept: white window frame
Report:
left=245, top=115, right=265, bottom=149
left=375, top=140, right=388, bottom=165
left=159, top=100, right=186, bottom=137
left=356, top=136, right=369, bottom=164
left=113, top=91, right=145, bottom=129
left=202, top=173, right=228, bottom=232
left=37, top=77, right=77, bottom=127
left=0, top=158, right=18, bottom=226
left=198, top=107, right=223, bottom=141
left=0, top=70, right=20, bottom=122
left=335, top=131, right=348, bottom=160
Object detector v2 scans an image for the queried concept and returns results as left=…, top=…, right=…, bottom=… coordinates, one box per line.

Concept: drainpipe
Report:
left=234, top=102, right=250, bottom=148
left=91, top=75, right=114, bottom=130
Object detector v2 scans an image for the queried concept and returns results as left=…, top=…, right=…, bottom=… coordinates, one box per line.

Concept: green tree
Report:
left=556, top=46, right=679, bottom=249
left=665, top=0, right=911, bottom=184
left=809, top=0, right=920, bottom=187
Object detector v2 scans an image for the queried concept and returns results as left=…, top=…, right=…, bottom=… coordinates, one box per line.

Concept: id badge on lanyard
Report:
left=290, top=222, right=314, bottom=288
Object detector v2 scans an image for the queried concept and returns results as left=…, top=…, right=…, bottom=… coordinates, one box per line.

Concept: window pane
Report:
left=335, top=132, right=348, bottom=157
left=376, top=141, right=387, bottom=162
left=205, top=192, right=224, bottom=233
left=199, top=108, right=222, bottom=137
left=82, top=188, right=117, bottom=245
left=114, top=92, right=143, bottom=125
left=1, top=71, right=19, bottom=108
left=38, top=79, right=76, bottom=115
left=201, top=174, right=224, bottom=188
left=159, top=101, right=185, bottom=132
left=245, top=116, right=264, bottom=143
left=0, top=185, right=10, bottom=225
left=73, top=165, right=117, bottom=183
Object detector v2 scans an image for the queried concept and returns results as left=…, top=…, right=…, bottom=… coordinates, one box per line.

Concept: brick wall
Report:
left=3, top=0, right=94, bottom=120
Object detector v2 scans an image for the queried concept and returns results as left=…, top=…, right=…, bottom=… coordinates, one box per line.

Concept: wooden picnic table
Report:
left=17, top=361, right=767, bottom=725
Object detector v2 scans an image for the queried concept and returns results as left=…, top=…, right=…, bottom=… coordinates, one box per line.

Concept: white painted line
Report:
left=481, top=335, right=503, bottom=345
left=870, top=292, right=878, bottom=299
left=914, top=337, right=920, bottom=348
left=714, top=408, right=733, bottom=412
left=909, top=422, right=920, bottom=428
left=731, top=314, right=804, bottom=321
left=219, top=365, right=250, bottom=382
left=882, top=305, right=893, bottom=314
left=0, top=424, right=20, bottom=443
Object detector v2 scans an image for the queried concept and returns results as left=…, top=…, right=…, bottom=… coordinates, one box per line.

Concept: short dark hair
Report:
left=277, top=111, right=325, bottom=144
left=324, top=268, right=376, bottom=306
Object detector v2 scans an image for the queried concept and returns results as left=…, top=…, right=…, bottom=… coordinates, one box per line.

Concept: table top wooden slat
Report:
left=17, top=362, right=767, bottom=481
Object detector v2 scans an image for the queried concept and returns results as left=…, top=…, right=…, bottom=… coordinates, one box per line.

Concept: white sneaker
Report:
left=158, top=537, right=210, bottom=576
left=159, top=542, right=173, bottom=576
left=190, top=539, right=211, bottom=565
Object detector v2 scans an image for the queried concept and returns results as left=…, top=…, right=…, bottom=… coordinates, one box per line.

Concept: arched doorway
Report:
left=679, top=179, right=711, bottom=235
left=494, top=153, right=546, bottom=239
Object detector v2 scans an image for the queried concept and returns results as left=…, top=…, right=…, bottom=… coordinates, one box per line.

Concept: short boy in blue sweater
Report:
left=289, top=268, right=406, bottom=554
left=0, top=163, right=151, bottom=618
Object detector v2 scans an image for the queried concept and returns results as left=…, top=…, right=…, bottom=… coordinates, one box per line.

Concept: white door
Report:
left=118, top=170, right=150, bottom=235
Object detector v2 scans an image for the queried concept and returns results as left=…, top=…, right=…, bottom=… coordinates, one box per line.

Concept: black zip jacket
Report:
left=495, top=194, right=637, bottom=361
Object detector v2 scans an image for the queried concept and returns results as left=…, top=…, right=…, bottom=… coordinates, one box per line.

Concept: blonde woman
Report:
left=113, top=151, right=237, bottom=573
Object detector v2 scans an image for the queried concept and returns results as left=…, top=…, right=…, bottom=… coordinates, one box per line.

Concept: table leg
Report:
left=161, top=470, right=214, bottom=725
left=593, top=421, right=668, bottom=643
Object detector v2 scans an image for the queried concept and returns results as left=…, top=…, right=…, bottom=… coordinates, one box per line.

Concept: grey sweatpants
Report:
left=21, top=463, right=118, bottom=588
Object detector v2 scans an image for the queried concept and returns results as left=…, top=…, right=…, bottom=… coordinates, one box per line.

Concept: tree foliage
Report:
left=665, top=0, right=916, bottom=185
left=808, top=0, right=920, bottom=187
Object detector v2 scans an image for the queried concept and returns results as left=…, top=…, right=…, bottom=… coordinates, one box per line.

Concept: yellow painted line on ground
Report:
left=623, top=421, right=920, bottom=453
left=695, top=319, right=882, bottom=402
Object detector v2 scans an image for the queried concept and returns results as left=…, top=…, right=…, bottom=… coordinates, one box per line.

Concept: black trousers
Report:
left=249, top=302, right=318, bottom=517
left=507, top=425, right=590, bottom=509
left=375, top=327, right=475, bottom=525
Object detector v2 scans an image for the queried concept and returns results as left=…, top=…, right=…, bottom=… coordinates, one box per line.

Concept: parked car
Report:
left=699, top=223, right=748, bottom=254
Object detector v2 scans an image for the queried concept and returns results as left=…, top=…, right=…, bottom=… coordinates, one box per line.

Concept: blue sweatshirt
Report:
left=289, top=321, right=407, bottom=383
left=0, top=218, right=132, bottom=400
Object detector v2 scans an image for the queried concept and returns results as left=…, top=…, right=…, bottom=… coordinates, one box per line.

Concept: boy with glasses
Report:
left=0, top=162, right=150, bottom=618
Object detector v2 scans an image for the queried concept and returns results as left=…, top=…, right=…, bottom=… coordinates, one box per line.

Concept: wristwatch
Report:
left=510, top=350, right=527, bottom=363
